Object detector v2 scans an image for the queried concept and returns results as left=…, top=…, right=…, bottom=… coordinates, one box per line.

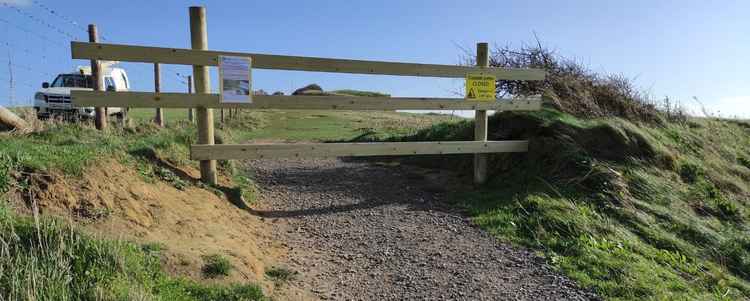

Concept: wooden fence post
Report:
left=473, top=42, right=489, bottom=185
left=187, top=75, right=194, bottom=122
left=154, top=63, right=164, bottom=127
left=88, top=24, right=106, bottom=130
left=190, top=6, right=217, bottom=185
left=0, top=105, right=29, bottom=132
left=122, top=107, right=132, bottom=128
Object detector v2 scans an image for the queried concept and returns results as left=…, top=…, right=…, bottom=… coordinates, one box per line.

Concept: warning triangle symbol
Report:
left=467, top=88, right=476, bottom=99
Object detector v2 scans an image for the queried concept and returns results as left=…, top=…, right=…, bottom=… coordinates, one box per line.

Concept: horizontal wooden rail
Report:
left=190, top=141, right=528, bottom=160
left=72, top=91, right=542, bottom=111
left=71, top=42, right=546, bottom=80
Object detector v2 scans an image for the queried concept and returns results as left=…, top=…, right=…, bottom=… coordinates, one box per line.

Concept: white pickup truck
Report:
left=34, top=66, right=128, bottom=119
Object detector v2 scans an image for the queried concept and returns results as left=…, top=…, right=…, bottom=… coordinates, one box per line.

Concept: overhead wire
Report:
left=1, top=1, right=189, bottom=96
left=2, top=2, right=82, bottom=41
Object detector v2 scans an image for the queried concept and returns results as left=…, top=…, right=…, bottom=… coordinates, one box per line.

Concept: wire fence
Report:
left=1, top=1, right=189, bottom=106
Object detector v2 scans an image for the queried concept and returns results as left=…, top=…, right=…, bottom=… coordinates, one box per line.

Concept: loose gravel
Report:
left=248, top=158, right=599, bottom=301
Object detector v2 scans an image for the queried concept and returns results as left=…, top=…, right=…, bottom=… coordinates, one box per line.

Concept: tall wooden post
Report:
left=473, top=42, right=489, bottom=185
left=187, top=75, right=194, bottom=123
left=154, top=63, right=164, bottom=127
left=190, top=6, right=217, bottom=185
left=88, top=24, right=106, bottom=130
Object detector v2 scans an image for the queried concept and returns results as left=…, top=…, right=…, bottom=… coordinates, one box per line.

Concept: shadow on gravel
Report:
left=239, top=158, right=468, bottom=219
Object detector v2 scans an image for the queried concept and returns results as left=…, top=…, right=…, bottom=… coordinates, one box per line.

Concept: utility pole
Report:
left=7, top=52, right=14, bottom=108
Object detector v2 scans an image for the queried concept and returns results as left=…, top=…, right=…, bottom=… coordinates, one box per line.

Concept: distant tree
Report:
left=292, top=84, right=323, bottom=95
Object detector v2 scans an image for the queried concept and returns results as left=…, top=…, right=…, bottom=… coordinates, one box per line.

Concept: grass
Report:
left=222, top=109, right=458, bottom=142
left=128, top=108, right=196, bottom=123
left=201, top=254, right=233, bottom=278
left=0, top=203, right=265, bottom=300
left=128, top=108, right=458, bottom=143
left=0, top=120, right=197, bottom=176
left=389, top=108, right=750, bottom=300
left=264, top=266, right=297, bottom=283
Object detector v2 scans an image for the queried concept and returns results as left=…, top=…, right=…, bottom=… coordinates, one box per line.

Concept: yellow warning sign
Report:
left=465, top=74, right=496, bottom=101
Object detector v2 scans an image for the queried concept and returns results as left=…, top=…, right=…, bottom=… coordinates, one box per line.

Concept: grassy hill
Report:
left=378, top=108, right=749, bottom=299
left=353, top=43, right=750, bottom=299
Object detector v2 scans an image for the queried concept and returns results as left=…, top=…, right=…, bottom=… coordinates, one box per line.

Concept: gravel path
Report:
left=248, top=158, right=598, bottom=301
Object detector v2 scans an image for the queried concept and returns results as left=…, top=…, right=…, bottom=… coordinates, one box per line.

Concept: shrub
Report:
left=481, top=42, right=685, bottom=123
left=292, top=83, right=323, bottom=95
left=202, top=254, right=233, bottom=278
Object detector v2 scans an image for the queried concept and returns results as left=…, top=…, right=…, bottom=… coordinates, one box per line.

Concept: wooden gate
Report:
left=71, top=6, right=545, bottom=185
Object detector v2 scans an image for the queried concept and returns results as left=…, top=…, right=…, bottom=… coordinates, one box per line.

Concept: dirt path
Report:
left=247, top=158, right=598, bottom=300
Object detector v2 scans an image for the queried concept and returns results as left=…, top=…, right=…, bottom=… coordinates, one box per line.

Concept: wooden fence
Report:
left=71, top=6, right=545, bottom=185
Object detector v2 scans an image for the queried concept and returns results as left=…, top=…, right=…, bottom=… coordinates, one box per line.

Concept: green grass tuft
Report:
left=201, top=254, right=233, bottom=278
left=265, top=266, right=297, bottom=282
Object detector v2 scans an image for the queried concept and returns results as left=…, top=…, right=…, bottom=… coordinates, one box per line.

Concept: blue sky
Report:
left=1, top=0, right=748, bottom=117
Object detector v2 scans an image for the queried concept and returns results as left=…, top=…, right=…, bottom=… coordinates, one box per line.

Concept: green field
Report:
left=128, top=108, right=459, bottom=142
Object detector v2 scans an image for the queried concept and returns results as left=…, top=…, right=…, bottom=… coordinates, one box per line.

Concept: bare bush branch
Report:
left=464, top=40, right=688, bottom=124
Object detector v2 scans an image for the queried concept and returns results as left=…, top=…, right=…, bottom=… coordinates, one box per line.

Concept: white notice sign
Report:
left=219, top=56, right=252, bottom=103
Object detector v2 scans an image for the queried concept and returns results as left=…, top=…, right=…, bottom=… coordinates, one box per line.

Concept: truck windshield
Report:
left=51, top=74, right=93, bottom=88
